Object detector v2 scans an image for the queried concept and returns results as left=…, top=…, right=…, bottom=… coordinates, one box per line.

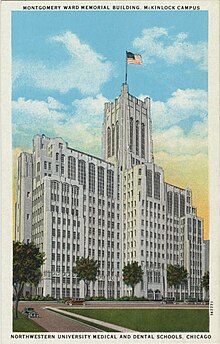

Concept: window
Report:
left=116, top=121, right=119, bottom=154
left=68, top=156, right=76, bottom=180
left=174, top=193, right=179, bottom=217
left=141, top=123, right=145, bottom=158
left=146, top=170, right=152, bottom=197
left=98, top=166, right=104, bottom=195
left=107, top=170, right=114, bottom=197
left=89, top=163, right=95, bottom=193
left=130, top=117, right=133, bottom=150
left=61, top=154, right=65, bottom=175
left=167, top=192, right=172, bottom=214
left=37, top=162, right=40, bottom=172
left=154, top=172, right=160, bottom=200
left=180, top=194, right=185, bottom=217
left=107, top=127, right=111, bottom=158
left=72, top=185, right=79, bottom=196
left=136, top=121, right=139, bottom=155
left=112, top=125, right=115, bottom=155
left=78, top=160, right=86, bottom=186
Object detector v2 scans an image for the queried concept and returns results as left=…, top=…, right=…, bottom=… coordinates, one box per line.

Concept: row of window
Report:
left=51, top=160, right=115, bottom=197
left=167, top=192, right=185, bottom=217
left=146, top=170, right=161, bottom=200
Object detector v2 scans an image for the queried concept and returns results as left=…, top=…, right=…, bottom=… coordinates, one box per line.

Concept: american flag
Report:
left=126, top=51, right=142, bottom=65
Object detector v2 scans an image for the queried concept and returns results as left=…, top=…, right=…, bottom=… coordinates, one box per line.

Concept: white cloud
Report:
left=13, top=31, right=113, bottom=95
left=141, top=88, right=207, bottom=130
left=12, top=97, right=66, bottom=120
left=133, top=27, right=207, bottom=70
left=153, top=120, right=208, bottom=156
left=12, top=94, right=109, bottom=157
left=13, top=88, right=208, bottom=159
left=139, top=88, right=208, bottom=157
left=56, top=94, right=109, bottom=155
left=72, top=94, right=109, bottom=122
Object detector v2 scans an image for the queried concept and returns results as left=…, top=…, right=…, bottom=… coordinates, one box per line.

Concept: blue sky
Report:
left=12, top=9, right=209, bottom=236
left=12, top=10, right=208, bottom=153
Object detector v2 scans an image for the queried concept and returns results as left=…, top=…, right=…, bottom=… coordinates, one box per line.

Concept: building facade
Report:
left=15, top=83, right=206, bottom=300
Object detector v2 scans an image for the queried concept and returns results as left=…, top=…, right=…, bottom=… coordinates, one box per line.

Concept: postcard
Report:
left=0, top=0, right=220, bottom=343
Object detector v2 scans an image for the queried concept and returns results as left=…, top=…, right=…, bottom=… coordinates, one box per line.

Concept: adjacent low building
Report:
left=15, top=83, right=207, bottom=300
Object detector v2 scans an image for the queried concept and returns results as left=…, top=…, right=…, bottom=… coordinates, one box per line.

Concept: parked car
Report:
left=160, top=298, right=175, bottom=304
left=65, top=298, right=85, bottom=306
left=27, top=311, right=39, bottom=318
left=22, top=307, right=35, bottom=317
left=184, top=298, right=198, bottom=304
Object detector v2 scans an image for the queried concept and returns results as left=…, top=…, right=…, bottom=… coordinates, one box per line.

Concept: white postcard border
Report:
left=1, top=1, right=219, bottom=343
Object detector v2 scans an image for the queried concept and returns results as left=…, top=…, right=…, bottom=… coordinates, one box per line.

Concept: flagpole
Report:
left=125, top=51, right=128, bottom=84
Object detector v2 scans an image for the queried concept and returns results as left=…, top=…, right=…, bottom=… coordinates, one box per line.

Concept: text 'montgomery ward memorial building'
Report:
left=15, top=83, right=207, bottom=300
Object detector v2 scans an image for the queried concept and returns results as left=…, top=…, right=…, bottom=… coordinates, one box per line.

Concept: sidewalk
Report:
left=18, top=302, right=100, bottom=332
left=46, top=307, right=135, bottom=332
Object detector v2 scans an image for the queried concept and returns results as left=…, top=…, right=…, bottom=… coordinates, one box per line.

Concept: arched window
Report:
left=107, top=127, right=111, bottom=158
left=148, top=289, right=154, bottom=300
left=141, top=123, right=145, bottom=158
left=136, top=121, right=139, bottom=155
left=72, top=185, right=79, bottom=196
left=112, top=125, right=115, bottom=156
left=130, top=118, right=133, bottom=150
left=155, top=289, right=161, bottom=300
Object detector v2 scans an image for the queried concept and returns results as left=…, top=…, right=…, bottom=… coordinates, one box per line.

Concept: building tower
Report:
left=15, top=82, right=205, bottom=301
left=103, top=83, right=154, bottom=168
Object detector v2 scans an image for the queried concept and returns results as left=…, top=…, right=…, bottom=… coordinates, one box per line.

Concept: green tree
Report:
left=73, top=257, right=99, bottom=299
left=122, top=261, right=143, bottom=298
left=202, top=271, right=209, bottom=293
left=167, top=264, right=188, bottom=300
left=13, top=241, right=45, bottom=318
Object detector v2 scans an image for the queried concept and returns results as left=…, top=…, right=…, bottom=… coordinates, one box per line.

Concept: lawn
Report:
left=13, top=311, right=47, bottom=332
left=64, top=308, right=209, bottom=332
